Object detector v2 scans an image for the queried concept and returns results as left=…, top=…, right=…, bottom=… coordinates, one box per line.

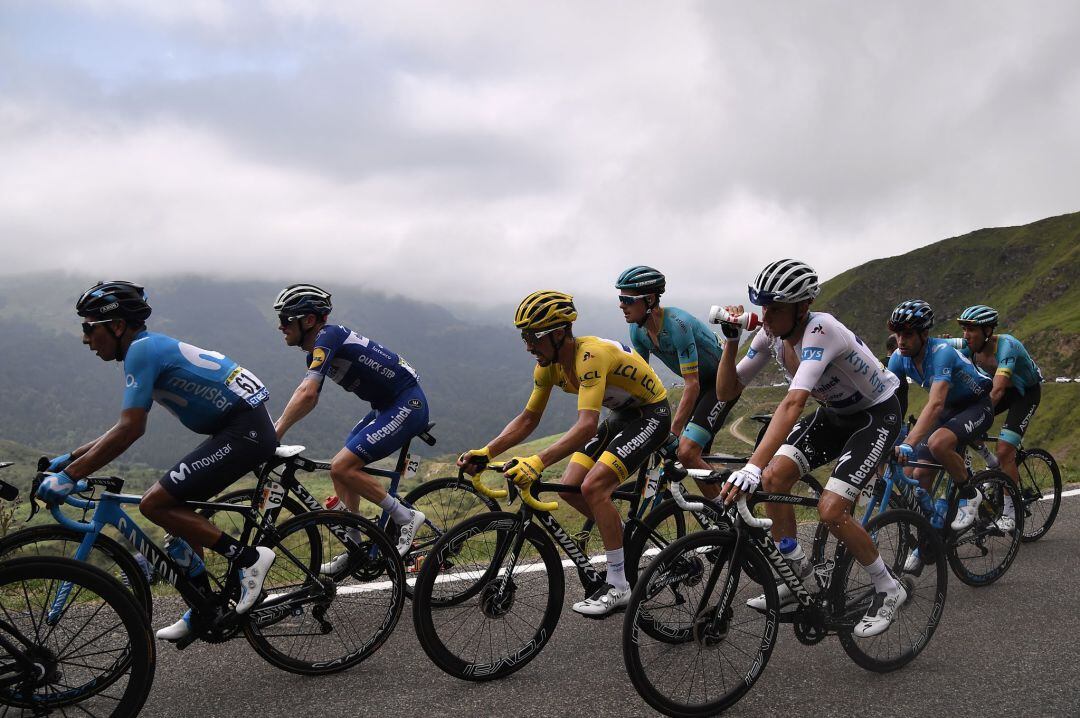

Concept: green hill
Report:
left=815, top=211, right=1080, bottom=375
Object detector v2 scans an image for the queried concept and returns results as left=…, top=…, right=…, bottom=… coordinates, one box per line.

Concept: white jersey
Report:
left=735, top=312, right=900, bottom=414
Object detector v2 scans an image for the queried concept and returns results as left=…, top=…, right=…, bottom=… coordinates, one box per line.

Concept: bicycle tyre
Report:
left=623, top=528, right=779, bottom=717
left=834, top=508, right=947, bottom=672
left=411, top=511, right=564, bottom=681
left=399, top=476, right=501, bottom=599
left=624, top=494, right=722, bottom=586
left=1015, top=447, right=1062, bottom=542
left=946, top=469, right=1023, bottom=587
left=243, top=510, right=405, bottom=675
left=0, top=555, right=155, bottom=717
left=0, top=525, right=153, bottom=621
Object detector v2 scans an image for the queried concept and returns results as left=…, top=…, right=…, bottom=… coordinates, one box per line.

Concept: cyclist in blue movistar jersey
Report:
left=887, top=300, right=995, bottom=532
left=37, top=281, right=278, bottom=642
left=948, top=304, right=1044, bottom=526
left=272, top=284, right=428, bottom=560
left=615, top=265, right=739, bottom=499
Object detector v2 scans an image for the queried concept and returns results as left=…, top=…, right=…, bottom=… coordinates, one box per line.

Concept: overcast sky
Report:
left=2, top=1, right=1078, bottom=312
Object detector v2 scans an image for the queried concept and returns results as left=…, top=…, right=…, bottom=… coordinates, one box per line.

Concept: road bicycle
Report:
left=1, top=457, right=405, bottom=675
left=972, top=436, right=1061, bottom=542
left=623, top=467, right=947, bottom=717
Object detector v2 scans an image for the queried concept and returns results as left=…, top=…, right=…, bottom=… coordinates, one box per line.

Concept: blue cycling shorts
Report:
left=345, top=384, right=430, bottom=463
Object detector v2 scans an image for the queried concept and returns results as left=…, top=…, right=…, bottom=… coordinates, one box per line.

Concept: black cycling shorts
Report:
left=776, top=394, right=902, bottom=502
left=574, top=400, right=672, bottom=482
left=683, top=376, right=738, bottom=452
left=914, top=394, right=995, bottom=462
left=159, top=404, right=279, bottom=502
left=995, top=384, right=1040, bottom=448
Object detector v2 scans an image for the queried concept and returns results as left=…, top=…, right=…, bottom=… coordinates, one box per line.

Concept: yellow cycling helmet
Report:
left=514, top=291, right=578, bottom=331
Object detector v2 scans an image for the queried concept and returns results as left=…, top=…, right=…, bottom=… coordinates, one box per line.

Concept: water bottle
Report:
left=164, top=535, right=205, bottom=578
left=708, top=306, right=761, bottom=331
left=914, top=487, right=935, bottom=519
left=778, top=538, right=817, bottom=593
left=931, top=498, right=948, bottom=531
left=325, top=495, right=350, bottom=512
left=975, top=443, right=999, bottom=469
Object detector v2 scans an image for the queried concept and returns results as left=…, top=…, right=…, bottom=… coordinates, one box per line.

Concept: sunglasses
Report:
left=278, top=314, right=305, bottom=327
left=81, top=319, right=114, bottom=335
left=521, top=326, right=562, bottom=344
left=618, top=294, right=647, bottom=305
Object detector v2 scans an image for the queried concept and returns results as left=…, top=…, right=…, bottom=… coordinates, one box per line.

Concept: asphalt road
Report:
left=142, top=493, right=1080, bottom=718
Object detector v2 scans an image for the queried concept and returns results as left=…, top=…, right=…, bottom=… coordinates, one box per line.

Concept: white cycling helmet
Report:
left=748, top=259, right=820, bottom=306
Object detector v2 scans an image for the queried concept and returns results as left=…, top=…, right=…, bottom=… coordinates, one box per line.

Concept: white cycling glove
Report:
left=725, top=463, right=763, bottom=494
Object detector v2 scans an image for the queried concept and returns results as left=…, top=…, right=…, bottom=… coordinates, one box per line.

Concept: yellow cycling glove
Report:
left=459, top=446, right=492, bottom=469
left=504, top=455, right=545, bottom=487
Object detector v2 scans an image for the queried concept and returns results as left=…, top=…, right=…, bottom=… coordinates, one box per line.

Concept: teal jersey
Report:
left=629, top=306, right=723, bottom=379
left=947, top=334, right=1043, bottom=395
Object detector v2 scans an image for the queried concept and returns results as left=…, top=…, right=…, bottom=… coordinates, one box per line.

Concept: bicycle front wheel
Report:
left=0, top=556, right=155, bottom=717
left=411, top=511, right=564, bottom=681
left=834, top=509, right=947, bottom=672
left=0, top=525, right=153, bottom=621
left=623, top=528, right=779, bottom=717
left=1015, top=448, right=1062, bottom=542
left=947, top=469, right=1023, bottom=587
left=243, top=511, right=405, bottom=675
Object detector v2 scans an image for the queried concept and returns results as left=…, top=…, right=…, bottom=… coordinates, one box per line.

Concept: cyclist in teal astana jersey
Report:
left=616, top=265, right=738, bottom=500
left=887, top=299, right=996, bottom=532
left=948, top=304, right=1044, bottom=525
left=36, top=282, right=279, bottom=643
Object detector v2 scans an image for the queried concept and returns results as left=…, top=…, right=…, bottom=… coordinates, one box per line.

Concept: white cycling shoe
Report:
left=994, top=513, right=1017, bottom=532
left=396, top=510, right=426, bottom=557
left=156, top=610, right=193, bottom=642
left=747, top=581, right=799, bottom=613
left=572, top=583, right=631, bottom=617
left=320, top=552, right=350, bottom=575
left=903, top=549, right=924, bottom=574
left=235, top=547, right=276, bottom=614
left=950, top=489, right=984, bottom=531
left=854, top=582, right=908, bottom=638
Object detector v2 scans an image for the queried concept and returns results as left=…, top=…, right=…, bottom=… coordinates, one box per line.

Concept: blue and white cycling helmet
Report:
left=888, top=299, right=934, bottom=332
left=748, top=259, right=820, bottom=306
left=615, top=266, right=666, bottom=295
left=957, top=304, right=998, bottom=326
left=274, top=284, right=333, bottom=317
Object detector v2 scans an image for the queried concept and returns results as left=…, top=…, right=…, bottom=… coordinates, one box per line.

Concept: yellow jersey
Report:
left=525, top=336, right=667, bottom=414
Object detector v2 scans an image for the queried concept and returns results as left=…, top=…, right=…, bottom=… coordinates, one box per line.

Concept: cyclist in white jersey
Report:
left=716, top=259, right=907, bottom=637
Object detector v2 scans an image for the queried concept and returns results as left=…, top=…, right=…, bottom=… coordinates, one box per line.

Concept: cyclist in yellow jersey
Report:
left=458, top=291, right=672, bottom=617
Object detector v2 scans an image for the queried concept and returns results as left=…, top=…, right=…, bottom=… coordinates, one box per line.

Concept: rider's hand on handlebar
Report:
left=894, top=443, right=914, bottom=464
left=503, top=455, right=544, bottom=487
left=46, top=453, right=73, bottom=473
left=36, top=471, right=76, bottom=506
left=719, top=463, right=761, bottom=505
left=457, top=447, right=491, bottom=476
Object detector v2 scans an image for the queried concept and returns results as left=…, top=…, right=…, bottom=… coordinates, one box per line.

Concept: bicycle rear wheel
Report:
left=243, top=511, right=405, bottom=675
left=411, top=511, right=564, bottom=681
left=0, top=556, right=155, bottom=717
left=399, top=477, right=500, bottom=598
left=947, top=469, right=1023, bottom=586
left=1015, top=448, right=1061, bottom=542
left=0, top=526, right=153, bottom=621
left=834, top=509, right=947, bottom=672
left=623, top=529, right=779, bottom=717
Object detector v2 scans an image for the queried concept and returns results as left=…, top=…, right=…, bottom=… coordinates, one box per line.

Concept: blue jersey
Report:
left=947, top=334, right=1043, bottom=395
left=305, top=325, right=419, bottom=410
left=122, top=331, right=269, bottom=434
left=629, top=306, right=724, bottom=379
left=887, top=338, right=992, bottom=407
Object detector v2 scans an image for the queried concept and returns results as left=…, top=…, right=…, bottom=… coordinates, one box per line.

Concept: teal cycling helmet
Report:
left=958, top=304, right=998, bottom=326
left=615, top=266, right=666, bottom=294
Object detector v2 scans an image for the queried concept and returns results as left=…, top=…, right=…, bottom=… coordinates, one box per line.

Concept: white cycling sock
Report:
left=862, top=555, right=899, bottom=594
left=379, top=495, right=414, bottom=525
left=606, top=548, right=628, bottom=590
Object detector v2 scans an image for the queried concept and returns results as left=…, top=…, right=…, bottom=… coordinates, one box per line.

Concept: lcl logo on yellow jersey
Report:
left=309, top=347, right=327, bottom=369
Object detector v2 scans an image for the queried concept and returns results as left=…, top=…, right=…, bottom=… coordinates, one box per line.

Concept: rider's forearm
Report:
left=671, top=378, right=699, bottom=435
left=748, top=393, right=806, bottom=469
left=906, top=400, right=943, bottom=449
left=65, top=425, right=141, bottom=479
left=275, top=384, right=319, bottom=440
left=484, top=412, right=540, bottom=458
left=716, top=339, right=743, bottom=402
left=537, top=419, right=595, bottom=468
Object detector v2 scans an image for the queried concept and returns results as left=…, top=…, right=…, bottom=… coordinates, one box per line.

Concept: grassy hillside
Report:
left=816, top=211, right=1080, bottom=375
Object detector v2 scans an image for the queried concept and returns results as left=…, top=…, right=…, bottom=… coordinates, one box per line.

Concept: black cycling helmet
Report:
left=888, top=299, right=934, bottom=332
left=75, top=281, right=152, bottom=323
left=615, top=266, right=666, bottom=294
left=273, top=284, right=333, bottom=317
